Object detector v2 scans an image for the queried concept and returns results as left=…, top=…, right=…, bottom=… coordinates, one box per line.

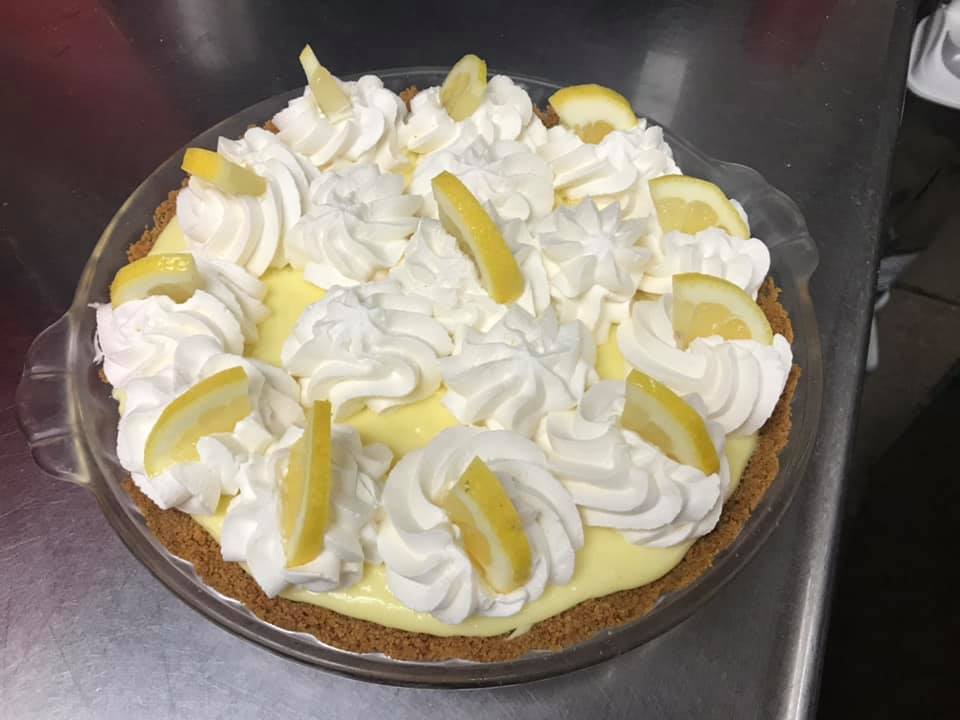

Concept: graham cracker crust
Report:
left=119, top=109, right=800, bottom=663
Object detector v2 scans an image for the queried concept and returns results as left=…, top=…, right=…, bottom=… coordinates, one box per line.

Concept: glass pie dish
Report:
left=15, top=68, right=822, bottom=687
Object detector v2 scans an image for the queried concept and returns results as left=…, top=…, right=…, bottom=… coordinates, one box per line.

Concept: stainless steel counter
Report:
left=1, top=1, right=914, bottom=717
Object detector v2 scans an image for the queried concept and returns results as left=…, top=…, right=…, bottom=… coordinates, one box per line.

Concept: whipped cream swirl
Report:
left=618, top=296, right=793, bottom=435
left=537, top=381, right=730, bottom=547
left=116, top=336, right=304, bottom=515
left=533, top=199, right=652, bottom=342
left=388, top=219, right=505, bottom=342
left=640, top=227, right=771, bottom=298
left=221, top=424, right=392, bottom=596
left=378, top=426, right=583, bottom=624
left=281, top=281, right=453, bottom=419
left=537, top=121, right=679, bottom=218
left=177, top=128, right=319, bottom=276
left=272, top=76, right=408, bottom=173
left=410, top=136, right=554, bottom=222
left=285, top=165, right=421, bottom=287
left=95, top=257, right=268, bottom=390
left=400, top=76, right=547, bottom=156
left=440, top=307, right=597, bottom=438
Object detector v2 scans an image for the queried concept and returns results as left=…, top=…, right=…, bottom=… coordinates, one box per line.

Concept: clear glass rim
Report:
left=48, top=67, right=822, bottom=687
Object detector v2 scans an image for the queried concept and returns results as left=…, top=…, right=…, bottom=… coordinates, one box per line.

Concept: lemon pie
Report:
left=96, top=51, right=798, bottom=663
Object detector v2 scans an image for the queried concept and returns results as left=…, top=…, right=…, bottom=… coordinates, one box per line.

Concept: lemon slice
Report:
left=182, top=148, right=266, bottom=196
left=549, top=84, right=638, bottom=143
left=281, top=401, right=333, bottom=568
left=440, top=53, right=488, bottom=121
left=431, top=171, right=524, bottom=303
left=671, top=272, right=773, bottom=348
left=622, top=369, right=720, bottom=475
left=110, top=253, right=202, bottom=308
left=299, top=44, right=352, bottom=119
left=144, top=367, right=252, bottom=477
left=649, top=175, right=749, bottom=239
left=441, top=456, right=532, bottom=593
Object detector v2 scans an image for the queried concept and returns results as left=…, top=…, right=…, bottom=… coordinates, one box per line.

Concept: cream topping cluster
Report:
left=410, top=137, right=554, bottom=222
left=115, top=336, right=304, bottom=515
left=96, top=256, right=268, bottom=389
left=439, top=307, right=597, bottom=438
left=178, top=128, right=318, bottom=276
left=378, top=427, right=582, bottom=624
left=537, top=381, right=730, bottom=546
left=95, top=68, right=795, bottom=623
left=618, top=295, right=792, bottom=435
left=273, top=76, right=408, bottom=173
left=281, top=281, right=453, bottom=419
left=285, top=164, right=421, bottom=287
left=400, top=75, right=546, bottom=155
left=537, top=120, right=679, bottom=220
left=221, top=424, right=392, bottom=596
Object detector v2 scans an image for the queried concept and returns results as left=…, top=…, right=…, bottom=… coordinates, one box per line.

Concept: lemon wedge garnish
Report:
left=649, top=175, right=749, bottom=239
left=144, top=366, right=252, bottom=477
left=182, top=148, right=266, bottom=196
left=431, top=171, right=524, bottom=304
left=440, top=53, right=488, bottom=121
left=549, top=84, right=638, bottom=143
left=110, top=253, right=202, bottom=308
left=281, top=400, right=333, bottom=568
left=299, top=44, right=352, bottom=119
left=671, top=272, right=773, bottom=349
left=441, top=456, right=532, bottom=593
left=622, top=369, right=720, bottom=475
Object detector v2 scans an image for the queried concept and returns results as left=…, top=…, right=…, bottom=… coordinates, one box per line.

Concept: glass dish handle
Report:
left=16, top=313, right=91, bottom=486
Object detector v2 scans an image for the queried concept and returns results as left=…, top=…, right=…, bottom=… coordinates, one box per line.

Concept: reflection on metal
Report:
left=634, top=51, right=687, bottom=125
left=173, top=0, right=259, bottom=73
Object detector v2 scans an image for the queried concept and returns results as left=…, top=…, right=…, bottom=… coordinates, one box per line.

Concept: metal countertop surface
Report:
left=0, top=1, right=914, bottom=718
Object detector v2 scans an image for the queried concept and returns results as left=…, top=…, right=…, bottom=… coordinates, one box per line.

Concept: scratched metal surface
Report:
left=1, top=1, right=914, bottom=717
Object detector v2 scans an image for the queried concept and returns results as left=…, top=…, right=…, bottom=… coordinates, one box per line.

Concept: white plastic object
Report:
left=907, top=2, right=960, bottom=110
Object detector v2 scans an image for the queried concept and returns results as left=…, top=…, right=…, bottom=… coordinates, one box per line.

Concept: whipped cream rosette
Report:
left=95, top=256, right=268, bottom=390
left=640, top=227, right=771, bottom=298
left=220, top=424, right=392, bottom=596
left=387, top=218, right=505, bottom=342
left=410, top=136, right=554, bottom=222
left=272, top=75, right=408, bottom=173
left=618, top=295, right=792, bottom=435
left=537, top=120, right=679, bottom=219
left=285, top=165, right=421, bottom=288
left=537, top=381, right=730, bottom=547
left=440, top=307, right=597, bottom=438
left=400, top=76, right=547, bottom=156
left=177, top=128, right=319, bottom=276
left=378, top=426, right=583, bottom=624
left=282, top=281, right=453, bottom=419
left=531, top=199, right=653, bottom=343
left=117, top=336, right=304, bottom=516
left=388, top=218, right=550, bottom=350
